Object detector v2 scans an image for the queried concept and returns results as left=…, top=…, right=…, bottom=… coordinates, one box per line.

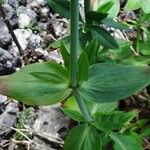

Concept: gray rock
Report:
left=6, top=0, right=19, bottom=9
left=17, top=6, right=37, bottom=28
left=2, top=3, right=18, bottom=28
left=0, top=95, right=7, bottom=105
left=0, top=47, right=21, bottom=75
left=0, top=28, right=12, bottom=49
left=31, top=105, right=70, bottom=150
left=0, top=102, right=19, bottom=140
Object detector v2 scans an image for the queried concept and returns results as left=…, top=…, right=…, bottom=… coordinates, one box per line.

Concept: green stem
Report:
left=74, top=90, right=93, bottom=122
left=70, top=0, right=79, bottom=88
left=135, top=10, right=143, bottom=55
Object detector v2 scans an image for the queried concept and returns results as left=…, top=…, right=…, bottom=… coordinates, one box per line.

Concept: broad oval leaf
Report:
left=110, top=133, right=143, bottom=150
left=140, top=0, right=150, bottom=14
left=91, top=26, right=118, bottom=49
left=0, top=62, right=72, bottom=105
left=125, top=0, right=141, bottom=11
left=64, top=124, right=102, bottom=150
left=79, top=63, right=150, bottom=103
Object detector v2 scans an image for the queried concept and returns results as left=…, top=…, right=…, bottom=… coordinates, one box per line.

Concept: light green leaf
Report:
left=0, top=62, right=72, bottom=105
left=79, top=63, right=150, bottom=103
left=125, top=0, right=141, bottom=11
left=64, top=124, right=102, bottom=150
left=140, top=0, right=150, bottom=14
left=92, top=110, right=138, bottom=132
left=110, top=133, right=143, bottom=150
left=91, top=26, right=119, bottom=49
left=140, top=125, right=150, bottom=138
left=78, top=51, right=89, bottom=83
left=61, top=96, right=84, bottom=122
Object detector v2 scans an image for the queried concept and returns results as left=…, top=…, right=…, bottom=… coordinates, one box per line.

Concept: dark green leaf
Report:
left=0, top=0, right=5, bottom=5
left=84, top=39, right=99, bottom=65
left=60, top=42, right=70, bottom=70
left=78, top=51, right=89, bottom=83
left=91, top=26, right=119, bottom=49
left=64, top=124, right=102, bottom=150
left=87, top=11, right=108, bottom=23
left=0, top=62, right=72, bottom=105
left=47, top=0, right=70, bottom=18
left=92, top=110, right=138, bottom=132
left=79, top=63, right=150, bottom=103
left=140, top=125, right=150, bottom=138
left=110, top=133, right=143, bottom=150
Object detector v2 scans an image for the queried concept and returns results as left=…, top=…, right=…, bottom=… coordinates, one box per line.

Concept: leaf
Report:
left=102, top=18, right=131, bottom=31
left=87, top=11, right=108, bottom=23
left=97, top=0, right=115, bottom=13
left=91, top=26, right=118, bottom=49
left=64, top=124, right=102, bottom=150
left=78, top=51, right=89, bottom=83
left=0, top=62, right=72, bottom=105
left=60, top=42, right=70, bottom=70
left=140, top=0, right=150, bottom=14
left=110, top=133, right=143, bottom=150
left=98, top=0, right=120, bottom=18
left=92, top=110, right=138, bottom=132
left=0, top=0, right=5, bottom=5
left=79, top=63, right=150, bottom=103
left=47, top=0, right=70, bottom=18
left=61, top=96, right=84, bottom=122
left=140, top=125, right=150, bottom=138
left=85, top=101, right=117, bottom=116
left=84, top=39, right=99, bottom=65
left=125, top=0, right=141, bottom=11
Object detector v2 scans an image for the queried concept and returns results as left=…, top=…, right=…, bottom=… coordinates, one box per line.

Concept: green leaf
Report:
left=47, top=0, right=70, bottom=18
left=110, top=133, right=144, bottom=150
left=140, top=125, right=150, bottom=138
left=97, top=0, right=115, bottom=13
left=92, top=110, right=138, bottom=132
left=91, top=26, right=118, bottom=49
left=87, top=11, right=108, bottom=23
left=79, top=63, right=150, bottom=103
left=60, top=42, right=70, bottom=70
left=125, top=0, right=141, bottom=11
left=140, top=0, right=150, bottom=14
left=64, top=124, right=102, bottom=150
left=84, top=39, right=99, bottom=65
left=102, top=18, right=131, bottom=31
left=86, top=101, right=117, bottom=117
left=0, top=0, right=5, bottom=5
left=98, top=0, right=120, bottom=18
left=0, top=62, right=72, bottom=106
left=61, top=96, right=84, bottom=122
left=78, top=51, right=89, bottom=83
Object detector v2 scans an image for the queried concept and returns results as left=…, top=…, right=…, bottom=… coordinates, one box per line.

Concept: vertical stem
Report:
left=74, top=90, right=93, bottom=122
left=70, top=0, right=79, bottom=88
left=70, top=0, right=93, bottom=122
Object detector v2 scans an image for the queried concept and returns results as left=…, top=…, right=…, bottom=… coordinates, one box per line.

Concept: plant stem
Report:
left=70, top=0, right=93, bottom=122
left=70, top=0, right=79, bottom=88
left=135, top=10, right=143, bottom=55
left=0, top=5, right=29, bottom=65
left=74, top=90, right=93, bottom=122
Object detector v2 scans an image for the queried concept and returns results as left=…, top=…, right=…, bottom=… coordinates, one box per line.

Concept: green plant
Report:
left=0, top=0, right=150, bottom=149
